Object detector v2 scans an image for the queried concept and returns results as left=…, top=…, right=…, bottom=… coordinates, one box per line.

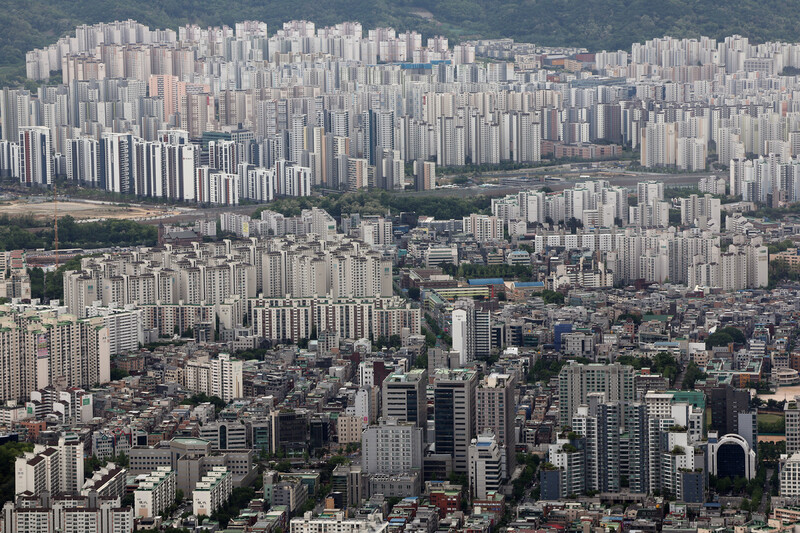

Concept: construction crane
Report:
left=53, top=182, right=59, bottom=270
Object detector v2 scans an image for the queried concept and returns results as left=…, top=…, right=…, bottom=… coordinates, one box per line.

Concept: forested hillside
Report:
left=2, top=0, right=799, bottom=87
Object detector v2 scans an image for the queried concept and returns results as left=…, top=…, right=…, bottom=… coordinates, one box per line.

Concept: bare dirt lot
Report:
left=0, top=199, right=183, bottom=221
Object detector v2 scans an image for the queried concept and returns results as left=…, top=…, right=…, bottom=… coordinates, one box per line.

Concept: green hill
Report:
left=2, top=0, right=798, bottom=87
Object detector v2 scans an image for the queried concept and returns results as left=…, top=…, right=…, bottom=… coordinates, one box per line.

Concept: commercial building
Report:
left=362, top=418, right=424, bottom=475
left=382, top=369, right=427, bottom=428
left=468, top=432, right=503, bottom=500
left=433, top=368, right=478, bottom=473
left=476, top=373, right=516, bottom=474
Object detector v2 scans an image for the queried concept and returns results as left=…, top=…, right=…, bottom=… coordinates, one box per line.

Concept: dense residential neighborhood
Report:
left=6, top=15, right=800, bottom=533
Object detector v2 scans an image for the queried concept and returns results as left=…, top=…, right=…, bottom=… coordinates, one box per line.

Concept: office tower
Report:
left=707, top=385, right=751, bottom=436
left=330, top=464, right=364, bottom=510
left=199, top=421, right=247, bottom=449
left=362, top=417, right=424, bottom=475
left=271, top=410, right=310, bottom=456
left=434, top=368, right=478, bottom=473
left=780, top=454, right=800, bottom=497
left=382, top=369, right=427, bottom=428
left=707, top=432, right=756, bottom=481
left=468, top=431, right=503, bottom=499
left=476, top=373, right=516, bottom=475
left=18, top=126, right=52, bottom=186
left=557, top=362, right=634, bottom=426
left=451, top=299, right=491, bottom=366
left=737, top=411, right=758, bottom=453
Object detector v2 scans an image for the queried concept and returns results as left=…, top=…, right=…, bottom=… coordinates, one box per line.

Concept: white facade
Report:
left=468, top=432, right=503, bottom=499
left=192, top=467, right=232, bottom=516
left=133, top=467, right=176, bottom=519
left=362, top=417, right=424, bottom=475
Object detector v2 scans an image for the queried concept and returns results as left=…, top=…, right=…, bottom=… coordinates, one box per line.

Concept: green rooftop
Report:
left=667, top=390, right=706, bottom=410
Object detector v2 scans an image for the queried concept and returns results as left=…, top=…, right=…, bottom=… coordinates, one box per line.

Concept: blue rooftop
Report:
left=467, top=278, right=505, bottom=285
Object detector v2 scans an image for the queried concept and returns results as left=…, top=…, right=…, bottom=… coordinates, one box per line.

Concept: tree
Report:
left=617, top=313, right=642, bottom=325
left=740, top=498, right=751, bottom=512
left=115, top=451, right=129, bottom=467
left=0, top=442, right=34, bottom=504
left=681, top=362, right=707, bottom=389
left=110, top=367, right=130, bottom=381
left=184, top=393, right=227, bottom=411
left=540, top=290, right=564, bottom=305
left=706, top=332, right=734, bottom=349
left=717, top=326, right=746, bottom=344
left=328, top=455, right=349, bottom=467
left=407, top=287, right=421, bottom=300
left=274, top=460, right=292, bottom=472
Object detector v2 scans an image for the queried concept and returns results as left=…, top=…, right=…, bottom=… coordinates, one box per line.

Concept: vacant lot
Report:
left=0, top=199, right=182, bottom=221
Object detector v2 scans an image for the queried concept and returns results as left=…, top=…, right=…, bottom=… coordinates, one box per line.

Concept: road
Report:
left=759, top=468, right=773, bottom=514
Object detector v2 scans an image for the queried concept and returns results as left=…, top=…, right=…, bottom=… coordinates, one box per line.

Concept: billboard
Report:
left=36, top=333, right=48, bottom=359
